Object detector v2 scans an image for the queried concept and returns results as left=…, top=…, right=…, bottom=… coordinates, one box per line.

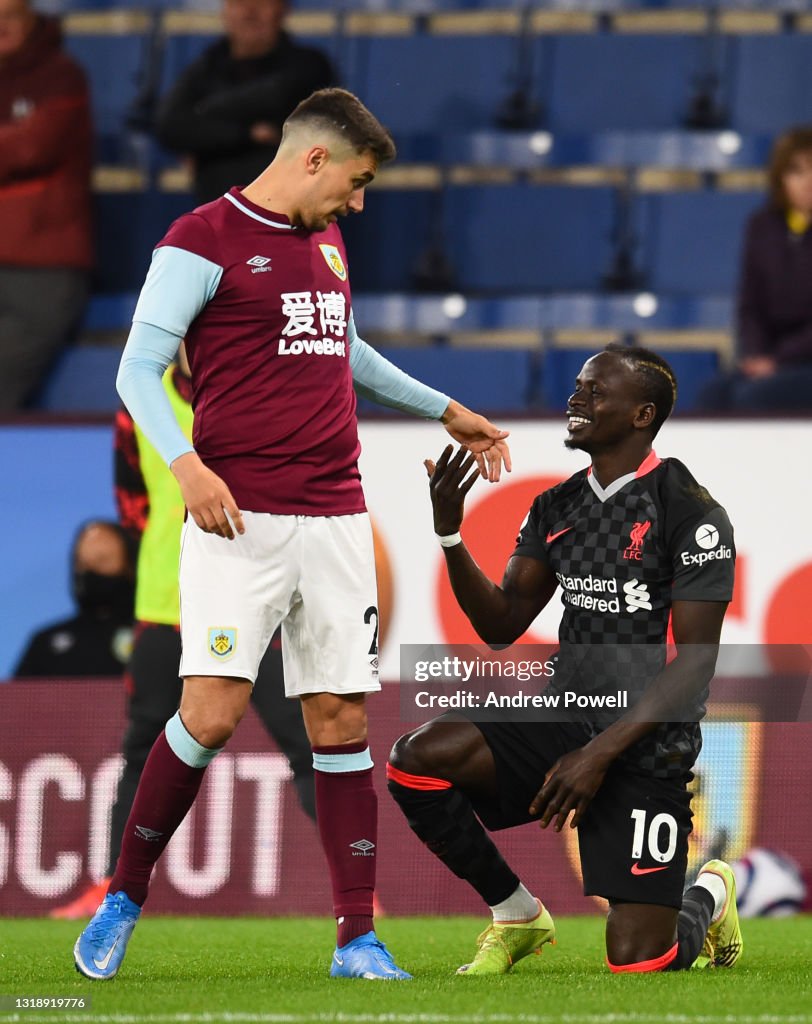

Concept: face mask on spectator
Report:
left=73, top=571, right=134, bottom=615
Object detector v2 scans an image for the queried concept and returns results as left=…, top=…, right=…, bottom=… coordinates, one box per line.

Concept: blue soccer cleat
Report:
left=330, top=931, right=412, bottom=980
left=73, top=891, right=141, bottom=980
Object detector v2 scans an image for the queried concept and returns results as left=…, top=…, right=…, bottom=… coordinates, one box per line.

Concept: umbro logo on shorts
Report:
left=349, top=839, right=376, bottom=856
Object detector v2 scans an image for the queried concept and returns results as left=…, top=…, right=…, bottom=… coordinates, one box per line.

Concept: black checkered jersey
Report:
left=514, top=453, right=735, bottom=776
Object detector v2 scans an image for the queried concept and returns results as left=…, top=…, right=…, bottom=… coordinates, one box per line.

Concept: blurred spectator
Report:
left=698, top=126, right=812, bottom=412
left=155, top=0, right=335, bottom=204
left=0, top=0, right=92, bottom=412
left=14, top=521, right=135, bottom=678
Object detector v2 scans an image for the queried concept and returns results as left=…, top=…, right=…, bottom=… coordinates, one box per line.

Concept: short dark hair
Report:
left=283, top=88, right=396, bottom=165
left=767, top=125, right=812, bottom=210
left=604, top=343, right=677, bottom=436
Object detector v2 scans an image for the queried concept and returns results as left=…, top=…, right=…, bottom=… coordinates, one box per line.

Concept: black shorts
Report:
left=469, top=716, right=693, bottom=910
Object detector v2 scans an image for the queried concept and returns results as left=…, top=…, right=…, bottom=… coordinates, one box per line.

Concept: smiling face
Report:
left=297, top=146, right=377, bottom=232
left=564, top=352, right=655, bottom=455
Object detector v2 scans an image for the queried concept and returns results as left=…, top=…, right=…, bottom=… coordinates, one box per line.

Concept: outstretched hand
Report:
left=424, top=445, right=480, bottom=537
left=441, top=400, right=512, bottom=482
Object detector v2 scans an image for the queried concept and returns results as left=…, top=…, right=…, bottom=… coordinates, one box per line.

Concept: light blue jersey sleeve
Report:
left=116, top=246, right=223, bottom=466
left=348, top=314, right=450, bottom=419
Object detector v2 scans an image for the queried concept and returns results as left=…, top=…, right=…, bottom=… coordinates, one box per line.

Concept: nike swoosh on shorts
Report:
left=630, top=863, right=669, bottom=876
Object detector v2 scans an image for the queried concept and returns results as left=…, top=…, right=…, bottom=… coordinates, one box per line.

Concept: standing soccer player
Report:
left=74, top=88, right=510, bottom=982
left=388, top=345, right=743, bottom=975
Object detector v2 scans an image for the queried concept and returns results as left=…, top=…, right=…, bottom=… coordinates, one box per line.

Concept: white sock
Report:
left=696, top=871, right=727, bottom=923
left=490, top=883, right=539, bottom=923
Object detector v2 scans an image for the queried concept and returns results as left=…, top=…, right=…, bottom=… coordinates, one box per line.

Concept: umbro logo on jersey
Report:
left=246, top=255, right=272, bottom=273
left=349, top=839, right=376, bottom=856
left=623, top=579, right=652, bottom=613
left=546, top=526, right=573, bottom=544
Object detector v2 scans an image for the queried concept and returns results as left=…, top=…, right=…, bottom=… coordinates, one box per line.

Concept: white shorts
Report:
left=179, top=512, right=381, bottom=697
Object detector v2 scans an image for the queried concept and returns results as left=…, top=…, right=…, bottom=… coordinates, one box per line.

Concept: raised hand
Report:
left=424, top=444, right=480, bottom=536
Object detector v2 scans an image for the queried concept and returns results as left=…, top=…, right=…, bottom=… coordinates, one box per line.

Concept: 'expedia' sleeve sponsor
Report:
left=670, top=504, right=735, bottom=602
left=512, top=493, right=551, bottom=564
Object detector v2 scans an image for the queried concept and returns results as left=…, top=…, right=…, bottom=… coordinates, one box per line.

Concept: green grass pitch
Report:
left=1, top=916, right=811, bottom=1023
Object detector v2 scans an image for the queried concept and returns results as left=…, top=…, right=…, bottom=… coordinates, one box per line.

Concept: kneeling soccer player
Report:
left=388, top=345, right=742, bottom=975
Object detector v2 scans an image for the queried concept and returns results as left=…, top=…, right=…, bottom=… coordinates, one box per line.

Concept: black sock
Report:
left=666, top=885, right=715, bottom=971
left=388, top=779, right=519, bottom=906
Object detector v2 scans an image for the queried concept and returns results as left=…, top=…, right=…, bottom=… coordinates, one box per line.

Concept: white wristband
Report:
left=437, top=532, right=462, bottom=548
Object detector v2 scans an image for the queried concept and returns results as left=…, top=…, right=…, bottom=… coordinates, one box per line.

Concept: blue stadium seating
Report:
left=357, top=347, right=536, bottom=413
left=350, top=35, right=519, bottom=139
left=64, top=29, right=150, bottom=143
left=35, top=346, right=122, bottom=412
left=638, top=189, right=761, bottom=294
left=548, top=35, right=711, bottom=133
left=541, top=347, right=719, bottom=412
left=729, top=35, right=812, bottom=134
left=341, top=190, right=437, bottom=291
left=442, top=184, right=617, bottom=292
left=93, top=192, right=193, bottom=292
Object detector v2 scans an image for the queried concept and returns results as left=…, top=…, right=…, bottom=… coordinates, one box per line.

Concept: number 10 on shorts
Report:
left=630, top=808, right=678, bottom=863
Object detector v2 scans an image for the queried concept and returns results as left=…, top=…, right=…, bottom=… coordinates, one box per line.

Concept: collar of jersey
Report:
left=587, top=449, right=660, bottom=502
left=224, top=189, right=297, bottom=230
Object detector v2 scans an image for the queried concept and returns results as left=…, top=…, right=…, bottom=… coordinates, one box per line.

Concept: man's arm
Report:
left=529, top=598, right=728, bottom=831
left=113, top=404, right=149, bottom=547
left=0, top=92, right=88, bottom=183
left=426, top=445, right=557, bottom=644
left=117, top=243, right=244, bottom=540
left=350, top=318, right=511, bottom=481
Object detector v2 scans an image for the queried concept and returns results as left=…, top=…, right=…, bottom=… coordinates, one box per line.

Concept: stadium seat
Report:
left=356, top=347, right=536, bottom=413
left=729, top=35, right=812, bottom=134
left=34, top=346, right=122, bottom=413
left=64, top=20, right=151, bottom=143
left=443, top=184, right=616, bottom=293
left=93, top=191, right=194, bottom=293
left=350, top=35, right=519, bottom=140
left=548, top=35, right=708, bottom=133
left=638, top=189, right=762, bottom=294
left=340, top=190, right=437, bottom=292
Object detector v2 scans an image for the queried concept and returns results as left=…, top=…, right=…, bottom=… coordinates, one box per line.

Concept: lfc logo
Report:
left=623, top=520, right=650, bottom=561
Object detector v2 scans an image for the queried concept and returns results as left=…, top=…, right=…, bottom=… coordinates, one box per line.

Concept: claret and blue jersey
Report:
left=117, top=187, right=449, bottom=516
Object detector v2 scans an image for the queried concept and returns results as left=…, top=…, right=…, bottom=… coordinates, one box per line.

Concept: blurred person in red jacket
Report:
left=0, top=0, right=92, bottom=411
